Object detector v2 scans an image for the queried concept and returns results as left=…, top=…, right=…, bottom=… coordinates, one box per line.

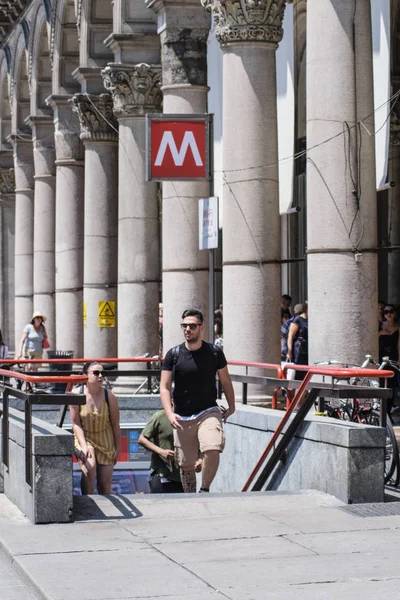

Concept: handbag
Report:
left=42, top=337, right=50, bottom=349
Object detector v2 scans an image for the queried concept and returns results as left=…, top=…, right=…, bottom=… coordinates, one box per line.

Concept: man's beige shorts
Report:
left=173, top=408, right=225, bottom=469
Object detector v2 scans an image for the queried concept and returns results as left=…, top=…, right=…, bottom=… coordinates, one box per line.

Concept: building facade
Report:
left=0, top=0, right=397, bottom=365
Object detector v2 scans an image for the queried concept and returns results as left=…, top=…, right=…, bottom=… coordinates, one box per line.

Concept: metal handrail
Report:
left=0, top=371, right=87, bottom=489
left=242, top=365, right=394, bottom=493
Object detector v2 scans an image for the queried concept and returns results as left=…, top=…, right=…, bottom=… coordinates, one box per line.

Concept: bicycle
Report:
left=314, top=356, right=400, bottom=485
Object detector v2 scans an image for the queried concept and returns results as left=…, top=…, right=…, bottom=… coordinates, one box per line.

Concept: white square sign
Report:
left=199, top=197, right=218, bottom=250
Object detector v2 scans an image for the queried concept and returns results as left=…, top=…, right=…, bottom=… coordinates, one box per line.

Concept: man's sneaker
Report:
left=199, top=488, right=209, bottom=493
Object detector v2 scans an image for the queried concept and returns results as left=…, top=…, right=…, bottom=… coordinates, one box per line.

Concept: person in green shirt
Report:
left=139, top=410, right=184, bottom=493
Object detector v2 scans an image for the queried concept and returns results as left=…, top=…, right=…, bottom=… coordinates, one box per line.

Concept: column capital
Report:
left=71, top=93, right=118, bottom=142
left=102, top=63, right=162, bottom=118
left=146, top=0, right=210, bottom=86
left=201, top=0, right=286, bottom=45
left=0, top=168, right=15, bottom=196
left=46, top=95, right=84, bottom=163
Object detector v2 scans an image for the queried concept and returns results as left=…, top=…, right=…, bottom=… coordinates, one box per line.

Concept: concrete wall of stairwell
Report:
left=0, top=407, right=74, bottom=524
left=212, top=405, right=386, bottom=504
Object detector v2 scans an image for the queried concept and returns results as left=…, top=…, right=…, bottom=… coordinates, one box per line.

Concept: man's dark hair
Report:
left=181, top=308, right=204, bottom=323
left=281, top=294, right=292, bottom=302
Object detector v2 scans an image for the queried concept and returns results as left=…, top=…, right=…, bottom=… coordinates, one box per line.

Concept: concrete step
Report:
left=3, top=490, right=400, bottom=600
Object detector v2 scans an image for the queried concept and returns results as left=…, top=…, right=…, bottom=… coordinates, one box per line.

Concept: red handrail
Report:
left=241, top=364, right=394, bottom=492
left=0, top=357, right=156, bottom=365
left=0, top=369, right=87, bottom=385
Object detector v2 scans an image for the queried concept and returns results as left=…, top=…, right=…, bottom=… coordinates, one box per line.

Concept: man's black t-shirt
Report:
left=162, top=341, right=227, bottom=416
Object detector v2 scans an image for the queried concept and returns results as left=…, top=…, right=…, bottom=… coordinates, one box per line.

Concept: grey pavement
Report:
left=1, top=490, right=400, bottom=600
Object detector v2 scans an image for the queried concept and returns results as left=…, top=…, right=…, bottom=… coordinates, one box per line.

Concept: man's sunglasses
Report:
left=90, top=370, right=104, bottom=376
left=180, top=323, right=200, bottom=330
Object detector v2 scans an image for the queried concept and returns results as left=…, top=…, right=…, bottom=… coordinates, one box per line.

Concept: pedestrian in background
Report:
left=287, top=302, right=308, bottom=380
left=281, top=294, right=292, bottom=318
left=16, top=311, right=49, bottom=371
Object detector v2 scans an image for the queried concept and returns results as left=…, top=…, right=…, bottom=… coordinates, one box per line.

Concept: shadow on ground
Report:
left=73, top=495, right=143, bottom=521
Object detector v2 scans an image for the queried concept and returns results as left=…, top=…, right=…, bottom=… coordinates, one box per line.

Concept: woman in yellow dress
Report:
left=70, top=362, right=120, bottom=495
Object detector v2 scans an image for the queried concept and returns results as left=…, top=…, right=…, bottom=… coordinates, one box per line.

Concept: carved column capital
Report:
left=0, top=168, right=15, bottom=196
left=102, top=63, right=162, bottom=118
left=202, top=0, right=286, bottom=45
left=71, top=93, right=118, bottom=142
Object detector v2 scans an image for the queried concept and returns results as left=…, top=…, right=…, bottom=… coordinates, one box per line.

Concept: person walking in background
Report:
left=281, top=304, right=302, bottom=361
left=70, top=362, right=120, bottom=495
left=160, top=308, right=235, bottom=493
left=214, top=306, right=223, bottom=349
left=379, top=304, right=399, bottom=412
left=16, top=311, right=49, bottom=371
left=286, top=302, right=308, bottom=380
left=281, top=294, right=292, bottom=318
left=0, top=329, right=8, bottom=361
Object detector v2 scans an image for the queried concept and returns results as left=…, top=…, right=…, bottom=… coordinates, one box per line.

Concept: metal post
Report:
left=25, top=399, right=32, bottom=488
left=209, top=114, right=215, bottom=343
left=243, top=382, right=248, bottom=405
left=2, top=387, right=9, bottom=469
left=209, top=249, right=214, bottom=342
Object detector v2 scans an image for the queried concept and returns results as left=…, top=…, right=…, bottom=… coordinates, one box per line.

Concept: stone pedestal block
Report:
left=0, top=407, right=74, bottom=524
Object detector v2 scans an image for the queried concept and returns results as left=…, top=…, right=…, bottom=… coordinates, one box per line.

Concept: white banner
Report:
left=199, top=197, right=219, bottom=250
left=276, top=3, right=295, bottom=214
left=371, top=0, right=391, bottom=190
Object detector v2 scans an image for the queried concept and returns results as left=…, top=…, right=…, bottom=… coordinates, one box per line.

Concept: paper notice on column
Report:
left=371, top=0, right=390, bottom=190
left=199, top=197, right=218, bottom=250
left=276, top=3, right=295, bottom=214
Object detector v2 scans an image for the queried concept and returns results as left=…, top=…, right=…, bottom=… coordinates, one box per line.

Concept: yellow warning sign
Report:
left=98, top=301, right=115, bottom=328
left=83, top=302, right=87, bottom=328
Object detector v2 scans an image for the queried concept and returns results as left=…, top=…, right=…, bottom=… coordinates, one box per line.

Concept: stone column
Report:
left=102, top=62, right=162, bottom=358
left=72, top=93, right=118, bottom=358
left=388, top=117, right=400, bottom=305
left=46, top=95, right=85, bottom=357
left=307, top=0, right=378, bottom=363
left=0, top=163, right=15, bottom=350
left=146, top=0, right=211, bottom=350
left=203, top=0, right=283, bottom=364
left=27, top=116, right=56, bottom=347
left=9, top=136, right=34, bottom=349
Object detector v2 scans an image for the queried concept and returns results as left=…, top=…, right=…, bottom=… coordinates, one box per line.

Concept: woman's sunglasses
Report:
left=90, top=370, right=104, bottom=376
left=384, top=309, right=395, bottom=315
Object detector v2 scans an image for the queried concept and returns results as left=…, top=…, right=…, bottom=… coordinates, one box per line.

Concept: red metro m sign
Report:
left=146, top=114, right=212, bottom=181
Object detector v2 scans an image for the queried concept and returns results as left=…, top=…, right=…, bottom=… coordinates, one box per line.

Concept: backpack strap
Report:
left=171, top=344, right=180, bottom=382
left=207, top=342, right=219, bottom=369
left=104, top=387, right=109, bottom=408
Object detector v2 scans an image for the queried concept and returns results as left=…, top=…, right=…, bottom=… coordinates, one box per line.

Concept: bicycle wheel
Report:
left=365, top=410, right=399, bottom=484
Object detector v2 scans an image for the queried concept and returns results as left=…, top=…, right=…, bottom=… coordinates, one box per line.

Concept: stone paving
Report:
left=1, top=490, right=400, bottom=600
